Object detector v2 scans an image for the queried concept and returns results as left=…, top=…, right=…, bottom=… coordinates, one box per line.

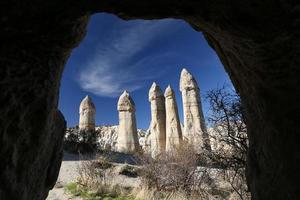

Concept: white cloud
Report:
left=78, top=18, right=181, bottom=97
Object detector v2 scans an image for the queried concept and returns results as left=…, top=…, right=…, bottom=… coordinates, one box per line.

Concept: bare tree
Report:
left=206, top=85, right=250, bottom=199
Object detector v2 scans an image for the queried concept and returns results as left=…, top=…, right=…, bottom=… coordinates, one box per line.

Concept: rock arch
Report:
left=0, top=1, right=299, bottom=199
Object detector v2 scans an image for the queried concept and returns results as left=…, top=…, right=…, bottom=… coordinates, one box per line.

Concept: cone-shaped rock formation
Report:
left=165, top=85, right=182, bottom=151
left=117, top=91, right=139, bottom=153
left=79, top=95, right=96, bottom=131
left=179, top=68, right=210, bottom=152
left=147, top=82, right=166, bottom=157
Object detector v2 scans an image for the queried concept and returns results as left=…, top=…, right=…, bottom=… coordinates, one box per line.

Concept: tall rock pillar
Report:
left=117, top=91, right=139, bottom=153
left=79, top=95, right=96, bottom=131
left=147, top=82, right=166, bottom=157
left=179, top=68, right=210, bottom=152
left=165, top=85, right=182, bottom=152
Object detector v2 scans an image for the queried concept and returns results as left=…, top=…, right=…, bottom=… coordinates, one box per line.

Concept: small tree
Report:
left=206, top=85, right=250, bottom=199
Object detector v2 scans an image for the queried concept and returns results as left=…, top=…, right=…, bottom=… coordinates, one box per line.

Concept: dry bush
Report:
left=138, top=144, right=213, bottom=199
left=64, top=128, right=97, bottom=153
left=221, top=169, right=250, bottom=200
left=73, top=155, right=137, bottom=199
left=118, top=164, right=140, bottom=178
left=77, top=155, right=114, bottom=189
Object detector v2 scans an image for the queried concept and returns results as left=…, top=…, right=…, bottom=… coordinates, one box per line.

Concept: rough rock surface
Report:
left=146, top=83, right=166, bottom=157
left=180, top=68, right=210, bottom=152
left=164, top=85, right=183, bottom=152
left=79, top=95, right=96, bottom=131
left=117, top=91, right=140, bottom=153
left=64, top=126, right=146, bottom=152
left=97, top=126, right=146, bottom=151
left=1, top=1, right=300, bottom=199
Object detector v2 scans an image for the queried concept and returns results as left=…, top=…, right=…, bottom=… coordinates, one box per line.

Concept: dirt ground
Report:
left=46, top=152, right=140, bottom=200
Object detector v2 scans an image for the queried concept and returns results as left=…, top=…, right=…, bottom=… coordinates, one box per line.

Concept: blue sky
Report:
left=59, top=13, right=232, bottom=129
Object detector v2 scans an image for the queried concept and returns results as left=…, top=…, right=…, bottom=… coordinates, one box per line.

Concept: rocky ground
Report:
left=47, top=126, right=248, bottom=200
left=46, top=152, right=140, bottom=200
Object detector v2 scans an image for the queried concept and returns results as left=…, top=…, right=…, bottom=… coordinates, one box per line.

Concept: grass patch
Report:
left=64, top=182, right=135, bottom=200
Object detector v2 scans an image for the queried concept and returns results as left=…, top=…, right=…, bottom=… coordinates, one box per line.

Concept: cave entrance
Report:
left=48, top=13, right=246, bottom=200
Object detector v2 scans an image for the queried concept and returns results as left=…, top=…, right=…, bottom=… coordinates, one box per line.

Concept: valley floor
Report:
left=47, top=152, right=140, bottom=200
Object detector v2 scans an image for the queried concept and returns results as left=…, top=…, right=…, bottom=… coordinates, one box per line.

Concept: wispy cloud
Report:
left=78, top=18, right=181, bottom=97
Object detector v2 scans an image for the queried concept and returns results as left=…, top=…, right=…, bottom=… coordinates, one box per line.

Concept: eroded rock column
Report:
left=117, top=91, right=139, bottom=153
left=165, top=85, right=182, bottom=152
left=79, top=95, right=96, bottom=131
left=147, top=82, right=166, bottom=157
left=180, top=68, right=210, bottom=152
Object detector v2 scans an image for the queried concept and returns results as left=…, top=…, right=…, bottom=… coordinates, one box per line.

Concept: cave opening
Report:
left=1, top=2, right=299, bottom=200
left=50, top=13, right=245, bottom=200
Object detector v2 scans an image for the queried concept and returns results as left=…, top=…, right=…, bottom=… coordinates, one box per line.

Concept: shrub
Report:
left=72, top=155, right=135, bottom=200
left=118, top=165, right=140, bottom=178
left=64, top=127, right=97, bottom=153
left=138, top=144, right=212, bottom=199
left=91, top=156, right=114, bottom=170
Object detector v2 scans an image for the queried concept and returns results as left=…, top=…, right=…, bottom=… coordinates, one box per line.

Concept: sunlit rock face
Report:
left=79, top=95, right=96, bottom=131
left=117, top=91, right=140, bottom=153
left=147, top=83, right=166, bottom=157
left=180, top=68, right=210, bottom=153
left=164, top=85, right=183, bottom=152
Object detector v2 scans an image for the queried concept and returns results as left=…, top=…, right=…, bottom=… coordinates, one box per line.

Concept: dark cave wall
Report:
left=0, top=2, right=90, bottom=198
left=0, top=1, right=299, bottom=199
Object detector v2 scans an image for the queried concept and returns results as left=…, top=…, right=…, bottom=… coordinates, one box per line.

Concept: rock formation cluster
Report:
left=75, top=69, right=209, bottom=157
left=144, top=68, right=209, bottom=155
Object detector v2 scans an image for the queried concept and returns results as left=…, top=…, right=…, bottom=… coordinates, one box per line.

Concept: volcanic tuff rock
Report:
left=79, top=95, right=96, bottom=131
left=164, top=85, right=183, bottom=151
left=147, top=82, right=166, bottom=157
left=117, top=91, right=140, bottom=153
left=180, top=68, right=210, bottom=152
